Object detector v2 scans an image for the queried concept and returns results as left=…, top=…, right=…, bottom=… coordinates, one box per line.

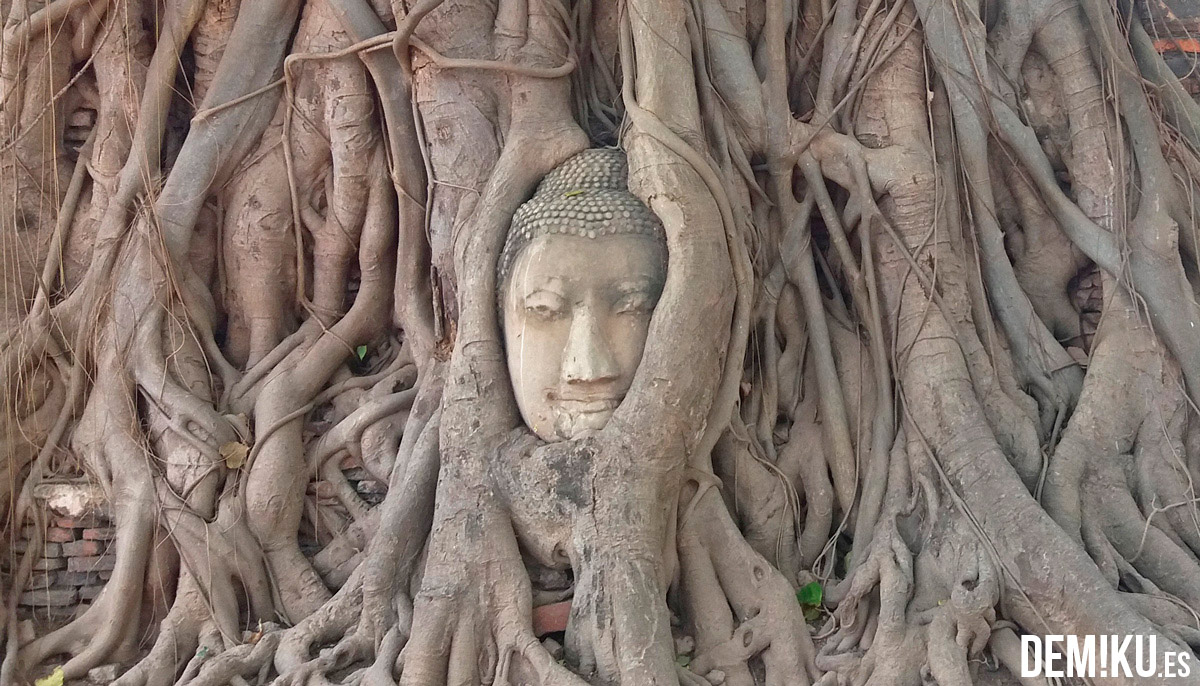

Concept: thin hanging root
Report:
left=761, top=0, right=859, bottom=515
left=713, top=424, right=804, bottom=583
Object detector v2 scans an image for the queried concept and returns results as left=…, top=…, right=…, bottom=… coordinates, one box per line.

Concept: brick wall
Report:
left=7, top=465, right=384, bottom=629
left=13, top=512, right=114, bottom=624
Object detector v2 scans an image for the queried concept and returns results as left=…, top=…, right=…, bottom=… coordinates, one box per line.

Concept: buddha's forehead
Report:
left=508, top=233, right=666, bottom=291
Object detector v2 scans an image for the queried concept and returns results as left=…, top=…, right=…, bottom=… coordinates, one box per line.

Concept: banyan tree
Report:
left=4, top=0, right=1200, bottom=683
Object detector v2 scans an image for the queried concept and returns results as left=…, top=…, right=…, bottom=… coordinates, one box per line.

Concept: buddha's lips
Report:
left=549, top=396, right=622, bottom=414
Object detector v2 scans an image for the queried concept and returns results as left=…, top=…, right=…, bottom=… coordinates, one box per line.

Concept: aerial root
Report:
left=169, top=573, right=366, bottom=686
left=818, top=518, right=914, bottom=683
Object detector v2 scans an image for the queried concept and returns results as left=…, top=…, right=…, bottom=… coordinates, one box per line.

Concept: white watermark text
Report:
left=1021, top=635, right=1192, bottom=679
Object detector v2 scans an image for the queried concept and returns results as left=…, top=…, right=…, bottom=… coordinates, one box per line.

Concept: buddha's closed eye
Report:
left=614, top=291, right=656, bottom=315
left=523, top=290, right=567, bottom=320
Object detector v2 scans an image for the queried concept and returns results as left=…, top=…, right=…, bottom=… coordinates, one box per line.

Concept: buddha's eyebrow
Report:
left=522, top=287, right=566, bottom=300
left=518, top=276, right=568, bottom=297
left=613, top=277, right=658, bottom=294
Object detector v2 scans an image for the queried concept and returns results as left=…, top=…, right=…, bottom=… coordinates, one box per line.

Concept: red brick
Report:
left=19, top=588, right=78, bottom=607
left=532, top=601, right=571, bottom=636
left=62, top=539, right=106, bottom=557
left=54, top=514, right=105, bottom=528
left=67, top=554, right=115, bottom=573
left=44, top=527, right=76, bottom=543
left=82, top=527, right=116, bottom=541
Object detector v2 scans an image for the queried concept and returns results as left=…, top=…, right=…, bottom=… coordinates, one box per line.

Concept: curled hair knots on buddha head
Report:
left=496, top=148, right=667, bottom=297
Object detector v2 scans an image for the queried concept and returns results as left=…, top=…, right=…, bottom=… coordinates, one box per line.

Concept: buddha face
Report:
left=503, top=232, right=667, bottom=441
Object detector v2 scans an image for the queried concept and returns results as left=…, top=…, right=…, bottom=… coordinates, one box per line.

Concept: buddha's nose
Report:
left=561, top=306, right=620, bottom=385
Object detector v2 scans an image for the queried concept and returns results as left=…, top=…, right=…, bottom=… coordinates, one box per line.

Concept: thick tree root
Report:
left=681, top=486, right=819, bottom=685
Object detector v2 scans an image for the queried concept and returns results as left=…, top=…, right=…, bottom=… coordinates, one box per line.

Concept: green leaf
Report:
left=796, top=581, right=823, bottom=606
left=676, top=654, right=691, bottom=668
left=562, top=189, right=584, bottom=197
left=804, top=606, right=822, bottom=623
left=355, top=345, right=367, bottom=360
left=35, top=667, right=64, bottom=686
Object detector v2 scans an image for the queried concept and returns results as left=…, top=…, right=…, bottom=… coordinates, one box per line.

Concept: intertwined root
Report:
left=680, top=487, right=819, bottom=686
left=8, top=0, right=1200, bottom=682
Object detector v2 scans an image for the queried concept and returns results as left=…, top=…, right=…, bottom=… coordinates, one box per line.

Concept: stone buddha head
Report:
left=498, top=149, right=668, bottom=442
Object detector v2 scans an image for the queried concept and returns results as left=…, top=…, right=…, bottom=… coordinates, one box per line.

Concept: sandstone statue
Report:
left=499, top=148, right=667, bottom=441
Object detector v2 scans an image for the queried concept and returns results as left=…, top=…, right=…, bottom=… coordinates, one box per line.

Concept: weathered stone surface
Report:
left=55, top=513, right=107, bottom=528
left=23, top=605, right=79, bottom=621
left=79, top=585, right=105, bottom=601
left=24, top=571, right=58, bottom=589
left=33, top=482, right=110, bottom=519
left=356, top=479, right=387, bottom=495
left=499, top=149, right=667, bottom=443
left=87, top=663, right=121, bottom=683
left=58, top=571, right=104, bottom=586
